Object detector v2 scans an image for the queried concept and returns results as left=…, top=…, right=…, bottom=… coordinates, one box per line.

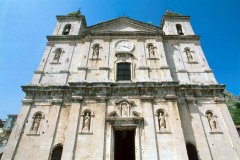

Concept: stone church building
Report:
left=2, top=10, right=240, bottom=160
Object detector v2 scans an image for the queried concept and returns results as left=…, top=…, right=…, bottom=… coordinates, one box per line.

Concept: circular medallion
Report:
left=115, top=40, right=134, bottom=52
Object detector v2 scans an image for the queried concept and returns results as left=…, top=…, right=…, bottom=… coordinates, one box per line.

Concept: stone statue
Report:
left=207, top=113, right=217, bottom=131
left=186, top=49, right=193, bottom=62
left=148, top=45, right=155, bottom=58
left=93, top=45, right=99, bottom=59
left=121, top=103, right=129, bottom=117
left=32, top=115, right=41, bottom=133
left=158, top=112, right=166, bottom=130
left=53, top=50, right=61, bottom=63
left=82, top=112, right=91, bottom=131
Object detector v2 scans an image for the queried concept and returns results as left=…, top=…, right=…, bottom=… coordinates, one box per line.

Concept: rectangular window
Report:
left=117, top=63, right=131, bottom=81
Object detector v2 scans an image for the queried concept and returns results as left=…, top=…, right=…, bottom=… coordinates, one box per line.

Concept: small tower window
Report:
left=62, top=24, right=71, bottom=35
left=53, top=48, right=63, bottom=63
left=176, top=24, right=184, bottom=35
left=117, top=63, right=131, bottom=81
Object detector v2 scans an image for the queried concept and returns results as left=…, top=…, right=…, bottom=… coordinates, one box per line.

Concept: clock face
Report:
left=115, top=40, right=134, bottom=52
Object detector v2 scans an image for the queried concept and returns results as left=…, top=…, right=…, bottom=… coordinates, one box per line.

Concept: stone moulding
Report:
left=106, top=117, right=143, bottom=125
left=20, top=83, right=226, bottom=100
left=163, top=35, right=200, bottom=42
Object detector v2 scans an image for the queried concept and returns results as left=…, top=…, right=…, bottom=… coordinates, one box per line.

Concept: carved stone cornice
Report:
left=163, top=35, right=200, bottom=42
left=21, top=83, right=226, bottom=102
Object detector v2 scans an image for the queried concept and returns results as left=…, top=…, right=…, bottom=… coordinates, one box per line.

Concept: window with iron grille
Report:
left=117, top=63, right=131, bottom=81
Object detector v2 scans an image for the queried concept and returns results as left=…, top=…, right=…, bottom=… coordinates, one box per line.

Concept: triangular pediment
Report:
left=88, top=17, right=161, bottom=33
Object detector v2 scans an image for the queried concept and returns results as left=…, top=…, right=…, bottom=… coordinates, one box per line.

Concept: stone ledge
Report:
left=78, top=67, right=88, bottom=70
left=209, top=131, right=223, bottom=134
left=156, top=131, right=172, bottom=134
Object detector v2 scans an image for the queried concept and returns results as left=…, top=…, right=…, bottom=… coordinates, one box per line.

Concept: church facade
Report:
left=2, top=11, right=240, bottom=160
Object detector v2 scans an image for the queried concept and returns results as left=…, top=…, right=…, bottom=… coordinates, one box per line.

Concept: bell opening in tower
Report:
left=114, top=130, right=135, bottom=160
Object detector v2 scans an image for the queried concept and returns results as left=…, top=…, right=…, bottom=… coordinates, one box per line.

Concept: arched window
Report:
left=117, top=62, right=131, bottom=81
left=51, top=144, right=63, bottom=160
left=186, top=143, right=199, bottom=160
left=62, top=24, right=71, bottom=35
left=31, top=112, right=43, bottom=133
left=176, top=24, right=184, bottom=35
left=53, top=48, right=63, bottom=63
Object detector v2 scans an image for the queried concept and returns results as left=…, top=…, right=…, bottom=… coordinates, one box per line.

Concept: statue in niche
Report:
left=185, top=49, right=194, bottom=62
left=158, top=112, right=166, bottom=130
left=53, top=49, right=61, bottom=63
left=148, top=45, right=155, bottom=58
left=92, top=45, right=100, bottom=59
left=121, top=103, right=129, bottom=117
left=31, top=114, right=42, bottom=133
left=207, top=113, right=217, bottom=131
left=82, top=112, right=91, bottom=131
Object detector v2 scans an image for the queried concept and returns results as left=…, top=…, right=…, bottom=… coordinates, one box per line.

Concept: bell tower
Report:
left=160, top=10, right=195, bottom=35
left=52, top=10, right=86, bottom=36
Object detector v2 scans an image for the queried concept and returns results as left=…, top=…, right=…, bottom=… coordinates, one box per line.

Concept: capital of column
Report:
left=95, top=95, right=108, bottom=102
left=51, top=98, right=63, bottom=105
left=185, top=96, right=196, bottom=104
left=71, top=95, right=83, bottom=103
left=22, top=98, right=33, bottom=105
left=140, top=95, right=153, bottom=102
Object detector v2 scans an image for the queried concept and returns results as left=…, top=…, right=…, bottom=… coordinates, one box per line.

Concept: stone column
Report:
left=61, top=95, right=83, bottom=160
left=2, top=98, right=33, bottom=160
left=141, top=96, right=159, bottom=160
left=186, top=97, right=212, bottom=160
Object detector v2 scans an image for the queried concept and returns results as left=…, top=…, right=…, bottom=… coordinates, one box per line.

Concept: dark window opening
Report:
left=186, top=143, right=199, bottom=160
left=114, top=130, right=135, bottom=160
left=117, top=63, right=131, bottom=81
left=176, top=24, right=184, bottom=35
left=62, top=24, right=71, bottom=35
left=51, top=145, right=63, bottom=160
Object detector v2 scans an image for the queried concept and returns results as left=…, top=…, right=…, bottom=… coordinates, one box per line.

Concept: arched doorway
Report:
left=186, top=143, right=199, bottom=160
left=51, top=144, right=63, bottom=160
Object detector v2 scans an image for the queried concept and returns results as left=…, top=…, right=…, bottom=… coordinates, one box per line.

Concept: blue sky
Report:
left=0, top=0, right=239, bottom=119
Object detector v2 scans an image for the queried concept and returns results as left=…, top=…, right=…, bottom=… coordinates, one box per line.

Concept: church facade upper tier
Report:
left=31, top=11, right=217, bottom=86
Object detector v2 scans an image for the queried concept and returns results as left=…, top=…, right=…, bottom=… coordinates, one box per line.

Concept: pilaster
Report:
left=186, top=97, right=213, bottom=160
left=61, top=95, right=83, bottom=160
left=2, top=98, right=33, bottom=160
left=140, top=96, right=159, bottom=160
